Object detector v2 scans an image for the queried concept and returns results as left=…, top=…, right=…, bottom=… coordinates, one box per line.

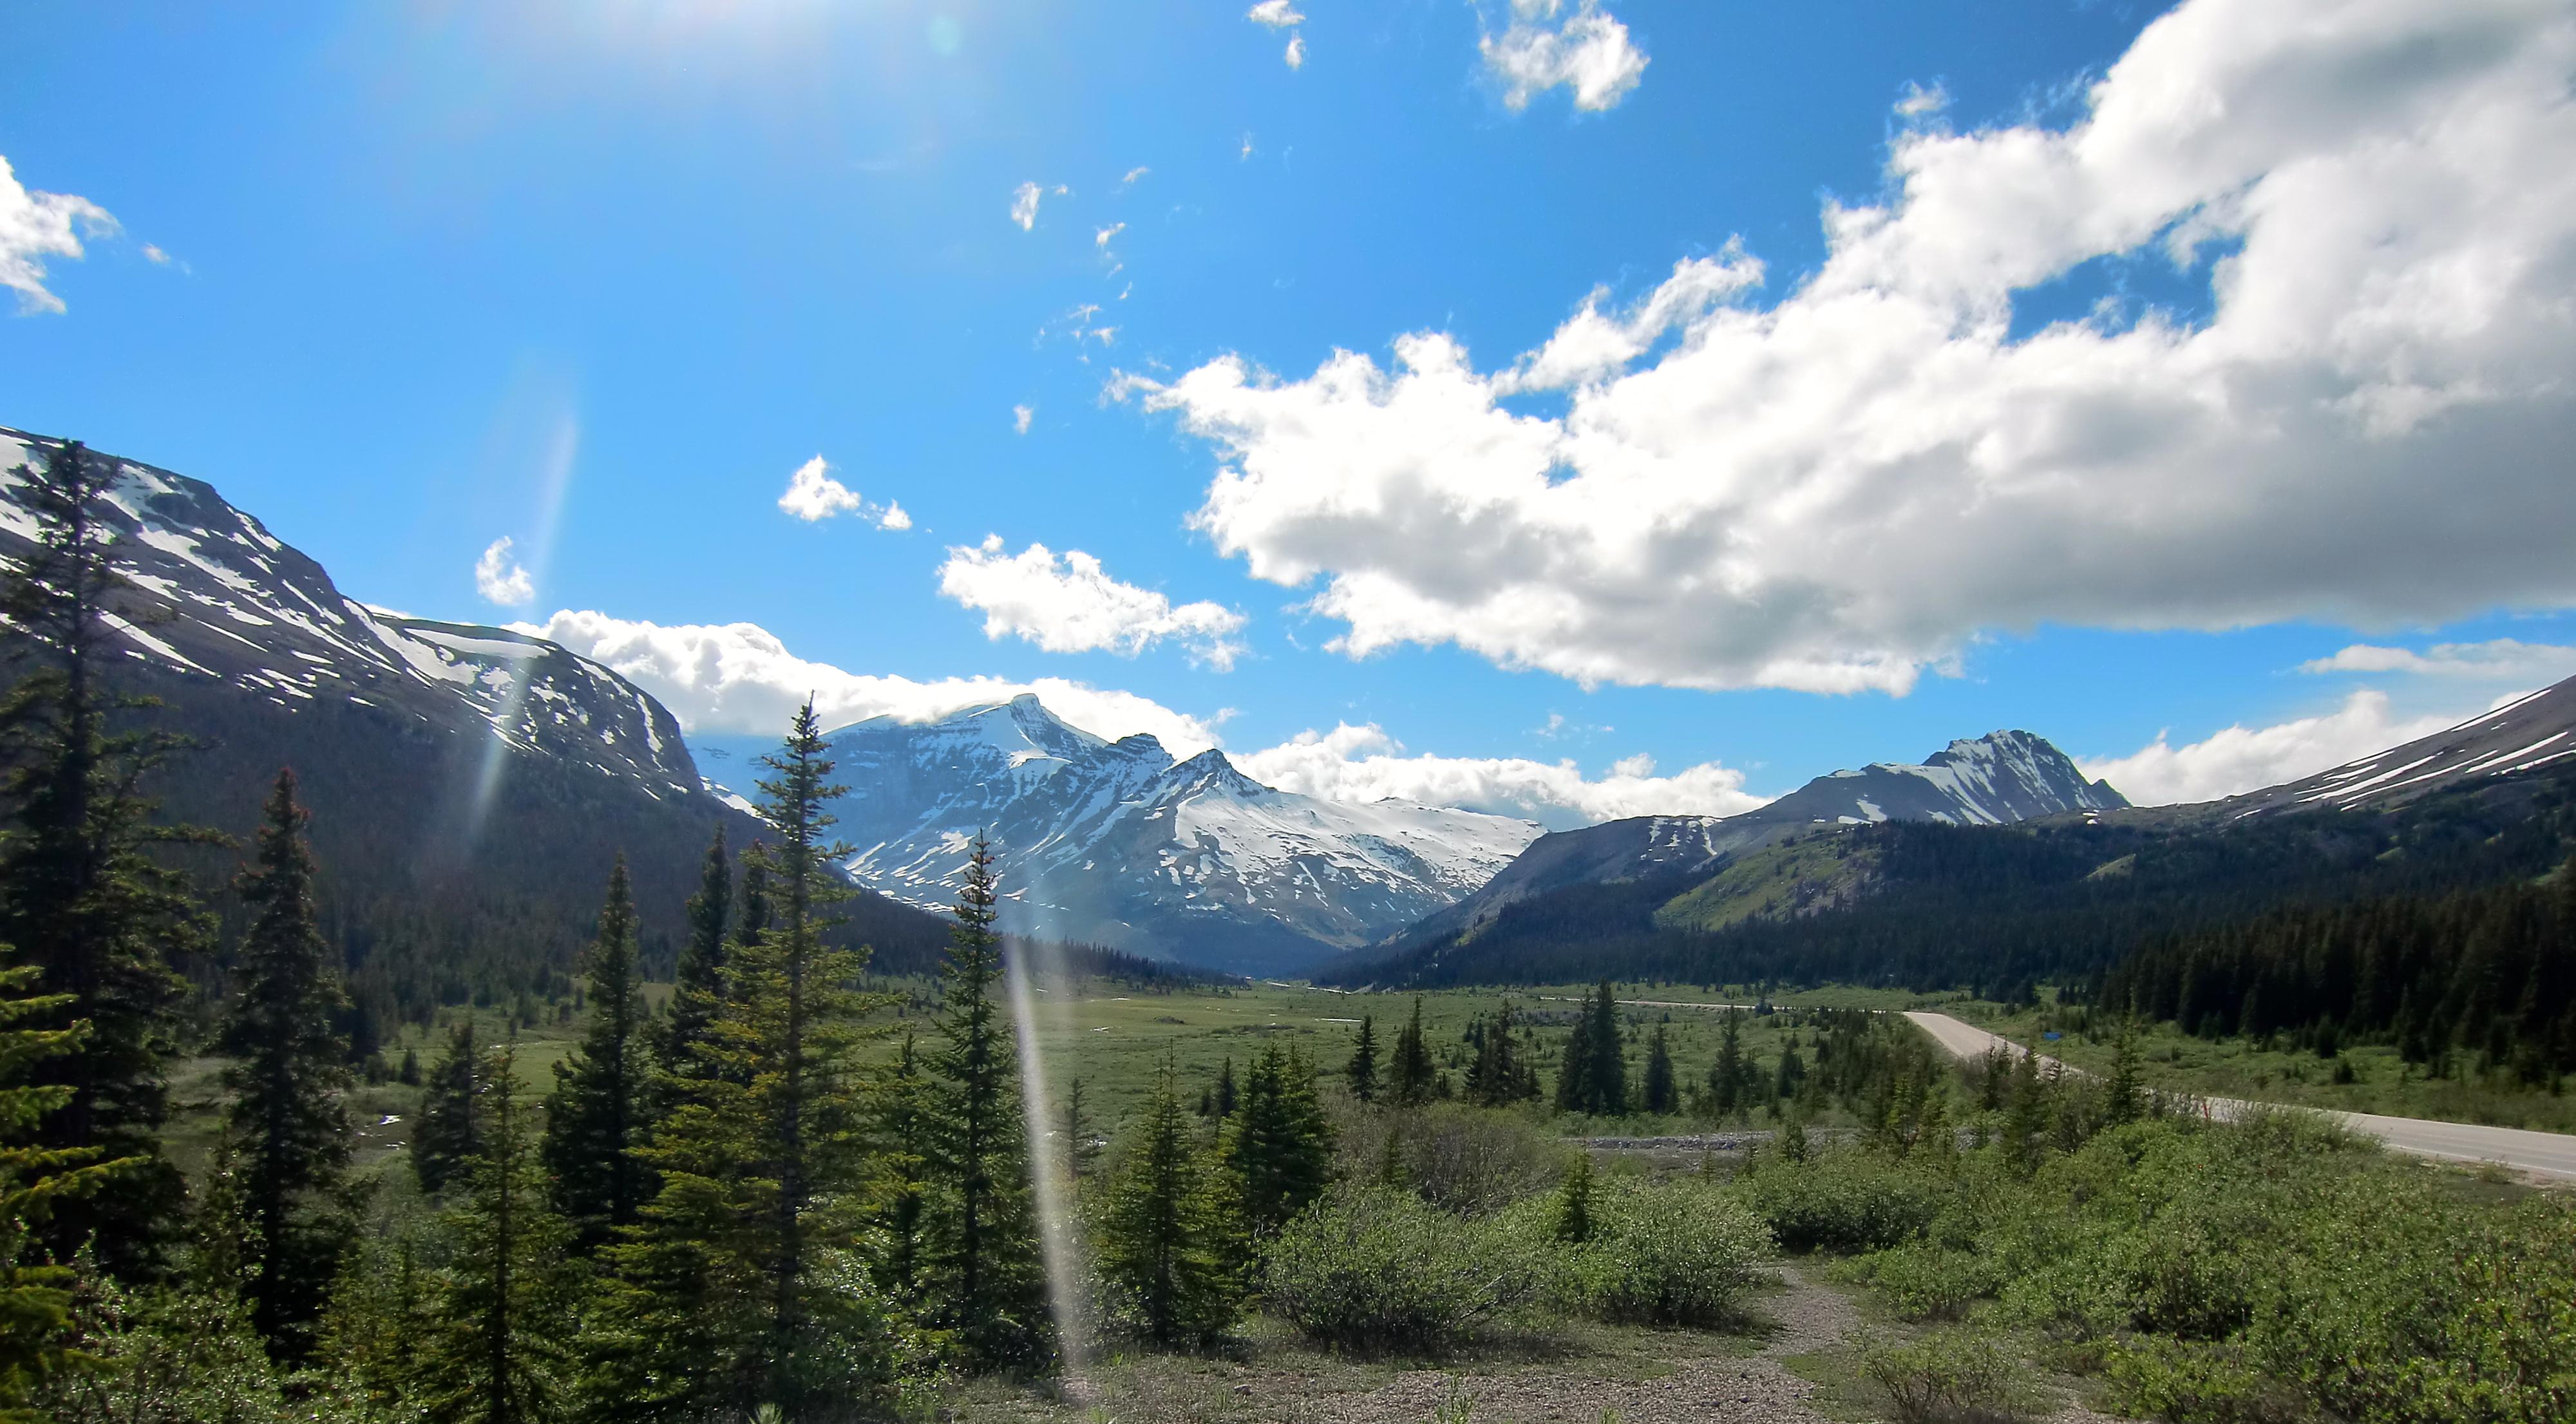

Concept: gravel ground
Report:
left=988, top=1264, right=2134, bottom=1424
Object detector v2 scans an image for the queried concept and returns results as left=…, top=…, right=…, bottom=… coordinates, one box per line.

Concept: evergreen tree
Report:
left=2001, top=1047, right=2047, bottom=1173
left=734, top=840, right=773, bottom=948
left=1555, top=996, right=1595, bottom=1114
left=1059, top=1077, right=1100, bottom=1181
left=1642, top=1025, right=1676, bottom=1114
left=1389, top=998, right=1435, bottom=1108
left=1582, top=982, right=1628, bottom=1116
left=0, top=437, right=205, bottom=1275
left=1466, top=1000, right=1538, bottom=1107
left=588, top=703, right=894, bottom=1418
left=218, top=769, right=355, bottom=1354
left=413, top=1043, right=576, bottom=1424
left=1776, top=1106, right=1810, bottom=1164
left=544, top=858, right=650, bottom=1251
left=1221, top=1044, right=1333, bottom=1238
left=1211, top=1058, right=1237, bottom=1119
left=923, top=837, right=1047, bottom=1368
left=1343, top=1015, right=1379, bottom=1103
left=2105, top=1020, right=2145, bottom=1127
left=1097, top=1059, right=1238, bottom=1345
left=655, top=828, right=730, bottom=1083
left=413, top=1021, right=485, bottom=1197
left=0, top=948, right=130, bottom=1416
left=1551, top=1152, right=1595, bottom=1243
left=866, top=1030, right=933, bottom=1305
left=1709, top=1009, right=1748, bottom=1120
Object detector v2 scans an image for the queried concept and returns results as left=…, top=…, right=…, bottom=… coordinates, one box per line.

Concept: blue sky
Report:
left=6, top=0, right=2574, bottom=827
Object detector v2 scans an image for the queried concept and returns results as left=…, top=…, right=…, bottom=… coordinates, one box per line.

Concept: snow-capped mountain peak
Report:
left=812, top=699, right=1543, bottom=973
left=0, top=428, right=703, bottom=799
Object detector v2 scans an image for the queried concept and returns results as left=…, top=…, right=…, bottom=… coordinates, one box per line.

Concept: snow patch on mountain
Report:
left=817, top=695, right=1542, bottom=971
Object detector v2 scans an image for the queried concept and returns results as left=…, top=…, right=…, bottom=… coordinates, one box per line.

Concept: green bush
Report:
left=1261, top=1186, right=1546, bottom=1351
left=1860, top=1328, right=2031, bottom=1423
left=1734, top=1148, right=1942, bottom=1254
left=1848, top=1242, right=1999, bottom=1322
left=2101, top=1337, right=2310, bottom=1424
left=1542, top=1177, right=1772, bottom=1327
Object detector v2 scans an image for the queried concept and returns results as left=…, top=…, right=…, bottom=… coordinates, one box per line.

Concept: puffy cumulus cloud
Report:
left=1130, top=0, right=2576, bottom=699
left=936, top=537, right=1249, bottom=669
left=1012, top=404, right=1035, bottom=434
left=519, top=609, right=1226, bottom=752
left=473, top=537, right=534, bottom=607
left=2077, top=690, right=2475, bottom=806
left=1285, top=33, right=1305, bottom=69
left=1235, top=723, right=1766, bottom=830
left=1893, top=81, right=1948, bottom=118
left=1246, top=0, right=1303, bottom=25
left=2299, top=638, right=2576, bottom=682
left=777, top=455, right=907, bottom=528
left=1481, top=1, right=1649, bottom=113
left=0, top=155, right=117, bottom=315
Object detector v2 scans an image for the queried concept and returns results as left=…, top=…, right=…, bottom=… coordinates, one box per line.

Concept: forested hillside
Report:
left=1340, top=760, right=2576, bottom=1006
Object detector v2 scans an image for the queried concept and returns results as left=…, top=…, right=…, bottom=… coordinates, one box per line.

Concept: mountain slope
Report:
left=0, top=428, right=952, bottom=1024
left=1393, top=729, right=2126, bottom=949
left=796, top=696, right=1542, bottom=973
left=2206, top=680, right=2576, bottom=819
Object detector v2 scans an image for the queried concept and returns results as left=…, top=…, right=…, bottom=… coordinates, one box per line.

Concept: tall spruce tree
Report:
left=219, top=769, right=355, bottom=1354
left=413, top=1043, right=576, bottom=1424
left=588, top=703, right=893, bottom=1418
left=0, top=947, right=130, bottom=1416
left=1097, top=1058, right=1238, bottom=1345
left=1221, top=1043, right=1333, bottom=1238
left=1557, top=983, right=1629, bottom=1116
left=924, top=837, right=1047, bottom=1368
left=1388, top=998, right=1435, bottom=1108
left=1466, top=1000, right=1538, bottom=1107
left=655, top=828, right=730, bottom=1082
left=1343, top=1015, right=1379, bottom=1103
left=865, top=1030, right=933, bottom=1306
left=1708, top=1010, right=1748, bottom=1119
left=413, top=1021, right=484, bottom=1197
left=543, top=857, right=650, bottom=1250
left=1642, top=1025, right=1677, bottom=1115
left=0, top=438, right=205, bottom=1275
left=1059, top=1077, right=1099, bottom=1182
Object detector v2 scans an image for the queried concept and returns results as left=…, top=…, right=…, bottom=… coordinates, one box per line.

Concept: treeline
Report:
left=2100, top=859, right=2576, bottom=1081
left=1350, top=771, right=2576, bottom=996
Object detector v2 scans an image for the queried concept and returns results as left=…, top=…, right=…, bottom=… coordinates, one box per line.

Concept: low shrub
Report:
left=1734, top=1148, right=1942, bottom=1254
left=1848, top=1242, right=1999, bottom=1322
left=1261, top=1185, right=1547, bottom=1351
left=2101, top=1338, right=2310, bottom=1424
left=1861, top=1329, right=2031, bottom=1424
left=1551, top=1177, right=1772, bottom=1327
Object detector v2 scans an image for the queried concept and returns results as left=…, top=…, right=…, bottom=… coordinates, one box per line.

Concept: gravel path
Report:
left=1269, top=1263, right=1864, bottom=1424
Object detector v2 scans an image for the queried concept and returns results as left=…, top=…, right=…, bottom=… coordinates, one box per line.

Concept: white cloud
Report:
left=0, top=155, right=117, bottom=315
left=1121, top=166, right=1151, bottom=187
left=1239, top=133, right=1256, bottom=161
left=1246, top=1, right=1303, bottom=26
left=474, top=537, right=535, bottom=607
left=1235, top=723, right=1766, bottom=830
left=776, top=455, right=866, bottom=521
left=775, top=455, right=909, bottom=528
left=1130, top=0, right=2576, bottom=698
left=1893, top=81, right=1949, bottom=119
left=1285, top=33, right=1305, bottom=69
left=937, top=537, right=1250, bottom=669
left=1481, top=0, right=1649, bottom=113
left=2298, top=638, right=2576, bottom=682
left=1095, top=222, right=1125, bottom=249
left=1013, top=404, right=1035, bottom=435
left=140, top=243, right=170, bottom=265
left=2078, top=690, right=2474, bottom=806
left=521, top=609, right=1228, bottom=753
left=1009, top=181, right=1043, bottom=231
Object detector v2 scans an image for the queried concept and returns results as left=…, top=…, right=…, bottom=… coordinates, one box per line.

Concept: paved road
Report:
left=1904, top=1011, right=2576, bottom=1182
